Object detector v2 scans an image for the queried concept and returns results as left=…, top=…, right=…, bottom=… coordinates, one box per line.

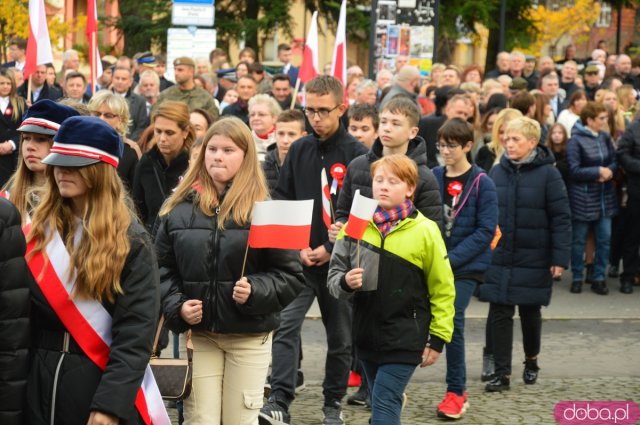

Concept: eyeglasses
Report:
left=303, top=105, right=340, bottom=119
left=91, top=111, right=118, bottom=120
left=437, top=143, right=461, bottom=151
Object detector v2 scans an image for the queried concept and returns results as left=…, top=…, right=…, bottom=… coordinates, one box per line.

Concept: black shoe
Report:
left=570, top=281, right=582, bottom=293
left=523, top=358, right=539, bottom=384
left=259, top=399, right=291, bottom=425
left=608, top=265, right=620, bottom=278
left=591, top=280, right=609, bottom=295
left=347, top=385, right=370, bottom=407
left=481, top=347, right=495, bottom=382
left=485, top=375, right=510, bottom=392
left=585, top=264, right=594, bottom=283
left=620, top=280, right=634, bottom=294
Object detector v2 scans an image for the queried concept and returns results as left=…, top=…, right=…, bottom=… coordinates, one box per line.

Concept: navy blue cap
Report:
left=42, top=116, right=124, bottom=168
left=216, top=68, right=237, bottom=81
left=18, top=99, right=80, bottom=136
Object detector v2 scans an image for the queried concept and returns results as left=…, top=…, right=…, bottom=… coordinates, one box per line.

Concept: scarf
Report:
left=255, top=126, right=275, bottom=140
left=373, top=199, right=415, bottom=237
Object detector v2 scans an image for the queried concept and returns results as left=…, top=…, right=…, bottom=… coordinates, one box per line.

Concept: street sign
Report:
left=165, top=27, right=217, bottom=82
left=171, top=0, right=215, bottom=27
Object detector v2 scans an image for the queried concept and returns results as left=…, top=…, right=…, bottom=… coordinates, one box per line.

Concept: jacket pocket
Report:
left=242, top=389, right=264, bottom=409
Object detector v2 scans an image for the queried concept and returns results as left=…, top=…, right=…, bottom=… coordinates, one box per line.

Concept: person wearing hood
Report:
left=479, top=117, right=571, bottom=393
left=566, top=102, right=618, bottom=295
left=334, top=97, right=443, bottom=230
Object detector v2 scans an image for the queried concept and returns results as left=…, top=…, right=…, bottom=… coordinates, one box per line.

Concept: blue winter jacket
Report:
left=479, top=146, right=572, bottom=306
left=432, top=164, right=498, bottom=278
left=566, top=121, right=618, bottom=221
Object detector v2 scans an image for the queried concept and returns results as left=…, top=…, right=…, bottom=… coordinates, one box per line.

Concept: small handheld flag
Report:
left=344, top=190, right=378, bottom=240
left=248, top=200, right=314, bottom=249
left=321, top=168, right=333, bottom=229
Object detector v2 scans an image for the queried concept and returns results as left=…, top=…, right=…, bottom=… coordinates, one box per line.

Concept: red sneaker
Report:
left=436, top=391, right=469, bottom=419
left=348, top=371, right=361, bottom=387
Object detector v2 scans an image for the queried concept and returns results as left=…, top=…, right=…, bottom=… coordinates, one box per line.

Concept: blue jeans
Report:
left=361, top=361, right=415, bottom=425
left=445, top=279, right=477, bottom=396
left=571, top=218, right=612, bottom=282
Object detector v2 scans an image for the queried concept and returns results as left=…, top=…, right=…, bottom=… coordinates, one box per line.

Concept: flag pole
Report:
left=357, top=239, right=360, bottom=269
left=290, top=78, right=301, bottom=110
left=240, top=242, right=250, bottom=278
left=27, top=75, right=32, bottom=106
left=91, top=32, right=97, bottom=95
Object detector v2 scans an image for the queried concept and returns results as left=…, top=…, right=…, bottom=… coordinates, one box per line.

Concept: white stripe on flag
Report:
left=350, top=189, right=378, bottom=220
left=251, top=200, right=314, bottom=226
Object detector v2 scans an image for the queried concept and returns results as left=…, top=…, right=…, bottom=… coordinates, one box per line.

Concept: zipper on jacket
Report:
left=209, top=207, right=220, bottom=331
left=50, top=332, right=71, bottom=425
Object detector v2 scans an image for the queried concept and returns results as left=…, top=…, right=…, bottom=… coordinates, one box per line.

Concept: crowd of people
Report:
left=0, top=34, right=639, bottom=425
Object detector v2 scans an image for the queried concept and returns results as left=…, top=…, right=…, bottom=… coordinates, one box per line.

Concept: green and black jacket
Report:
left=328, top=211, right=455, bottom=365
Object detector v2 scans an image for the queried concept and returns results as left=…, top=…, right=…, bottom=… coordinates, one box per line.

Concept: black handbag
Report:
left=149, top=316, right=193, bottom=401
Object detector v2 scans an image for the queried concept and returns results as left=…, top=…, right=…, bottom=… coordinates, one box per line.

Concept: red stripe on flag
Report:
left=248, top=224, right=311, bottom=249
left=24, top=24, right=37, bottom=78
left=299, top=46, right=317, bottom=84
left=322, top=184, right=332, bottom=229
left=344, top=214, right=370, bottom=240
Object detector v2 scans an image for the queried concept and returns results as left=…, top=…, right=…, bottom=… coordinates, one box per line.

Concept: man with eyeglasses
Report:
left=260, top=76, right=368, bottom=425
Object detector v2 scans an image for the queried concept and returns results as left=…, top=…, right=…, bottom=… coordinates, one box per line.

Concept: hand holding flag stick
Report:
left=344, top=190, right=378, bottom=269
left=321, top=168, right=335, bottom=229
left=242, top=200, right=314, bottom=276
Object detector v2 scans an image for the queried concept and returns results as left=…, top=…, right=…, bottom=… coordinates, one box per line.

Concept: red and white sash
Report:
left=24, top=224, right=170, bottom=425
left=0, top=189, right=8, bottom=199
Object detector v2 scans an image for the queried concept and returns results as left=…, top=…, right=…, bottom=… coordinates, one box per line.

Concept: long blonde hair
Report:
left=2, top=134, right=53, bottom=224
left=27, top=163, right=134, bottom=303
left=160, top=117, right=268, bottom=229
left=0, top=68, right=26, bottom=121
left=488, top=108, right=523, bottom=158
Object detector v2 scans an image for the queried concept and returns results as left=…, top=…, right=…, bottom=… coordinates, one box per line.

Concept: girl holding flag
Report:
left=154, top=117, right=304, bottom=425
left=328, top=154, right=455, bottom=425
left=25, top=116, right=169, bottom=424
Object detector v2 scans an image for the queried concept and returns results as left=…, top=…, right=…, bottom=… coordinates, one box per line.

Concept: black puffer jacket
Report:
left=262, top=144, right=281, bottom=195
left=336, top=136, right=443, bottom=228
left=27, top=221, right=159, bottom=425
left=617, top=118, right=640, bottom=199
left=132, top=146, right=189, bottom=231
left=0, top=198, right=30, bottom=425
left=155, top=197, right=305, bottom=335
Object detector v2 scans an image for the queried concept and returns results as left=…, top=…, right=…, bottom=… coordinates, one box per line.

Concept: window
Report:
left=596, top=2, right=612, bottom=28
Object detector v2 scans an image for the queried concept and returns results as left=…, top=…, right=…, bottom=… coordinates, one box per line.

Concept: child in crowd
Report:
left=431, top=118, right=498, bottom=419
left=263, top=110, right=306, bottom=194
left=328, top=154, right=455, bottom=425
left=348, top=104, right=379, bottom=149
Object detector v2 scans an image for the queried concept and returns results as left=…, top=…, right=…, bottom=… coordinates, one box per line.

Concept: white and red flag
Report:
left=86, top=0, right=103, bottom=92
left=344, top=190, right=378, bottom=240
left=23, top=0, right=54, bottom=78
left=248, top=200, right=314, bottom=249
left=298, top=11, right=319, bottom=84
left=321, top=168, right=333, bottom=229
left=330, top=0, right=348, bottom=103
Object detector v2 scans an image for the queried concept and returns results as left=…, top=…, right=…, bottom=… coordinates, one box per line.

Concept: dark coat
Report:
left=479, top=146, right=572, bottom=306
left=27, top=222, right=159, bottom=425
left=336, top=137, right=443, bottom=228
left=132, top=146, right=189, bottom=231
left=0, top=101, right=25, bottom=187
left=275, top=125, right=368, bottom=274
left=474, top=145, right=497, bottom=173
left=221, top=100, right=249, bottom=124
left=0, top=199, right=30, bottom=425
left=417, top=114, right=446, bottom=169
left=262, top=144, right=281, bottom=195
left=432, top=164, right=498, bottom=277
left=616, top=119, right=640, bottom=200
left=17, top=83, right=61, bottom=104
left=155, top=197, right=305, bottom=335
left=567, top=122, right=618, bottom=221
left=117, top=143, right=139, bottom=190
left=124, top=91, right=149, bottom=142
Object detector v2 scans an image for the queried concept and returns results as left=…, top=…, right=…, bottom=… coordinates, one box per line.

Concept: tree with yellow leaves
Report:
left=527, top=0, right=601, bottom=58
left=0, top=0, right=85, bottom=63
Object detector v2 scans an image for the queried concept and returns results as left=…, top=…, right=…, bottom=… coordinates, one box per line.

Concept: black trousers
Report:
left=489, top=303, right=542, bottom=376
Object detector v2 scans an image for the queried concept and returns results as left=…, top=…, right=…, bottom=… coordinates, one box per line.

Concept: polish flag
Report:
left=298, top=11, right=319, bottom=84
left=248, top=200, right=314, bottom=249
left=23, top=0, right=54, bottom=78
left=321, top=168, right=333, bottom=229
left=86, top=0, right=104, bottom=92
left=331, top=0, right=348, bottom=103
left=344, top=190, right=378, bottom=240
